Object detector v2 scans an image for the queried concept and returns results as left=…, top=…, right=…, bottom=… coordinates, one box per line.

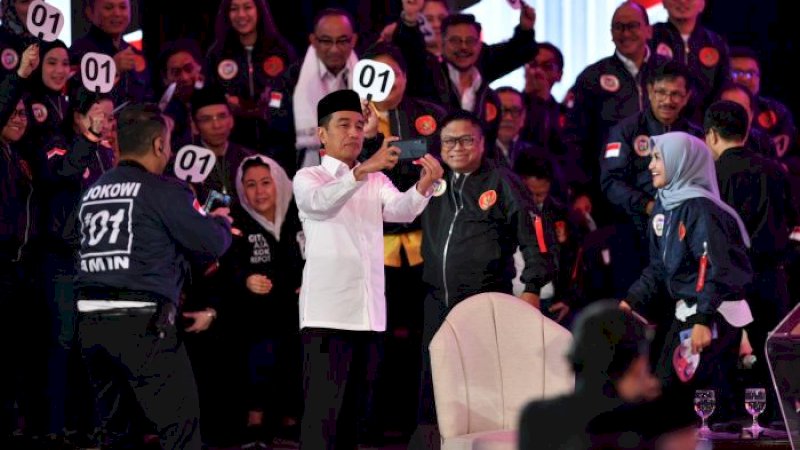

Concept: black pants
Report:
left=78, top=306, right=202, bottom=449
left=417, top=294, right=449, bottom=426
left=655, top=313, right=742, bottom=423
left=299, top=328, right=381, bottom=450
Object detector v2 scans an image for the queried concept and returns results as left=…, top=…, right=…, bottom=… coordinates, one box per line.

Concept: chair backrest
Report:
left=430, top=292, right=574, bottom=439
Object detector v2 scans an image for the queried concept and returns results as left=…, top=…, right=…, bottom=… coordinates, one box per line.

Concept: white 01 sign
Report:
left=26, top=0, right=64, bottom=42
left=353, top=59, right=396, bottom=102
left=80, top=53, right=117, bottom=94
left=174, top=145, right=217, bottom=183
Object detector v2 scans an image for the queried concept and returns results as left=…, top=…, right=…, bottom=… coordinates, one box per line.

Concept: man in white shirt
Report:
left=293, top=89, right=443, bottom=449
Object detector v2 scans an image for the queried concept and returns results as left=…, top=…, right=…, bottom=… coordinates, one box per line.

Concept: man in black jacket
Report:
left=74, top=104, right=232, bottom=450
left=705, top=100, right=799, bottom=423
left=417, top=110, right=555, bottom=424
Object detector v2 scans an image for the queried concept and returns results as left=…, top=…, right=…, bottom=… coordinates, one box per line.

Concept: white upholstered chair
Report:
left=430, top=292, right=574, bottom=450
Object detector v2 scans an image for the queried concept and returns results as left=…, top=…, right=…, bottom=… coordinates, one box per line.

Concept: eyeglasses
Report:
left=315, top=36, right=354, bottom=49
left=196, top=111, right=231, bottom=125
left=653, top=89, right=687, bottom=101
left=611, top=21, right=642, bottom=33
left=445, top=36, right=479, bottom=48
left=10, top=109, right=27, bottom=120
left=442, top=135, right=478, bottom=149
left=527, top=60, right=560, bottom=72
left=731, top=69, right=760, bottom=80
left=501, top=106, right=523, bottom=118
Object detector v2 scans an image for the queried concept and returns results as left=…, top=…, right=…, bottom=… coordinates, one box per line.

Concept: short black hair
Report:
left=440, top=109, right=484, bottom=138
left=535, top=42, right=564, bottom=71
left=649, top=60, right=693, bottom=89
left=614, top=1, right=650, bottom=27
left=70, top=88, right=114, bottom=116
left=704, top=100, right=749, bottom=142
left=729, top=46, right=760, bottom=63
left=362, top=42, right=407, bottom=75
left=441, top=14, right=481, bottom=37
left=718, top=81, right=755, bottom=112
left=159, top=39, right=202, bottom=74
left=495, top=86, right=523, bottom=101
left=514, top=154, right=553, bottom=182
left=116, top=104, right=169, bottom=157
left=313, top=8, right=356, bottom=33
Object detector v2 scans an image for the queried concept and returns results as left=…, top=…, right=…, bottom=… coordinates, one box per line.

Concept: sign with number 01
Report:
left=81, top=52, right=117, bottom=94
left=26, top=0, right=64, bottom=42
left=353, top=59, right=396, bottom=103
left=174, top=145, right=217, bottom=183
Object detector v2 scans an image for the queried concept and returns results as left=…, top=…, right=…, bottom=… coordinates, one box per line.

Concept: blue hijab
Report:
left=652, top=132, right=751, bottom=248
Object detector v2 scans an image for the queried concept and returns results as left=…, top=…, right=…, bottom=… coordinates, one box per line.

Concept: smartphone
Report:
left=394, top=138, right=428, bottom=160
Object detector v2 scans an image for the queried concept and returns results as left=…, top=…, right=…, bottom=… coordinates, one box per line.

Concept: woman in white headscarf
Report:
left=620, top=132, right=753, bottom=424
left=223, top=154, right=304, bottom=446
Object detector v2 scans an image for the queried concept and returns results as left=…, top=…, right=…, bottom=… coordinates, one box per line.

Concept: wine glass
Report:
left=744, top=388, right=767, bottom=433
left=694, top=389, right=716, bottom=433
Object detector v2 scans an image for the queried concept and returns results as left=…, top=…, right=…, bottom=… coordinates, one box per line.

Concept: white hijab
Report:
left=235, top=155, right=293, bottom=241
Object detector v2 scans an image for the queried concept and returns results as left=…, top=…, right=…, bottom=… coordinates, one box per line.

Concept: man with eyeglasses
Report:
left=729, top=46, right=797, bottom=159
left=650, top=0, right=730, bottom=122
left=186, top=84, right=254, bottom=204
left=601, top=61, right=702, bottom=266
left=417, top=109, right=556, bottom=426
left=159, top=39, right=205, bottom=150
left=564, top=1, right=668, bottom=208
left=266, top=8, right=359, bottom=174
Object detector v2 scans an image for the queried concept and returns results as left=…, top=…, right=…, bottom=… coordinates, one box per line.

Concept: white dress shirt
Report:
left=293, top=155, right=431, bottom=331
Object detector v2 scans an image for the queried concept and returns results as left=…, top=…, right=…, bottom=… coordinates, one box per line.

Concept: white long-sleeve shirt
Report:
left=293, top=155, right=431, bottom=331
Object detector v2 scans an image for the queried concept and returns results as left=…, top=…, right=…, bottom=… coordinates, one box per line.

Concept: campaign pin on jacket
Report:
left=479, top=189, right=497, bottom=210
left=634, top=135, right=651, bottom=157
left=1, top=48, right=19, bottom=70
left=415, top=115, right=437, bottom=136
left=432, top=179, right=447, bottom=197
left=758, top=110, right=778, bottom=129
left=263, top=56, right=285, bottom=77
left=653, top=213, right=665, bottom=237
left=600, top=74, right=620, bottom=92
left=217, top=59, right=239, bottom=81
left=32, top=103, right=48, bottom=123
left=485, top=102, right=498, bottom=122
left=699, top=47, right=720, bottom=67
left=656, top=42, right=674, bottom=60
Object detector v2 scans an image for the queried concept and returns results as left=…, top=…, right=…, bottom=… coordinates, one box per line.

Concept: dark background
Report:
left=70, top=0, right=798, bottom=121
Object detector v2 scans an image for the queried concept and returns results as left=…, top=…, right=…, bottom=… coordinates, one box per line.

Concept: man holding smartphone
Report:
left=293, top=89, right=442, bottom=449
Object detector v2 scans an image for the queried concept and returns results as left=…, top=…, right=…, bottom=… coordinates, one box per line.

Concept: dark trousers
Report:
left=417, top=294, right=449, bottom=426
left=79, top=306, right=202, bottom=449
left=299, top=328, right=381, bottom=450
left=745, top=266, right=791, bottom=421
left=655, top=313, right=742, bottom=423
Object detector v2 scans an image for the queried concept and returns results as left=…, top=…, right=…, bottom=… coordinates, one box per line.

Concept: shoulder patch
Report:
left=1, top=48, right=19, bottom=70
left=263, top=55, right=285, bottom=77
left=633, top=135, right=651, bottom=157
left=600, top=74, right=620, bottom=93
left=415, top=115, right=437, bottom=136
left=605, top=142, right=621, bottom=158
left=217, top=59, right=239, bottom=81
left=698, top=47, right=720, bottom=67
left=478, top=189, right=497, bottom=210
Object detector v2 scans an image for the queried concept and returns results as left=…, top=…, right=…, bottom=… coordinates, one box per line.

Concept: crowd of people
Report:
left=1, top=0, right=799, bottom=449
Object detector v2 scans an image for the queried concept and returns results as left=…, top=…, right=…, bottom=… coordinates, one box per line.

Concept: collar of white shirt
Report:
left=318, top=59, right=349, bottom=84
left=615, top=45, right=651, bottom=78
left=446, top=63, right=482, bottom=111
left=321, top=154, right=360, bottom=178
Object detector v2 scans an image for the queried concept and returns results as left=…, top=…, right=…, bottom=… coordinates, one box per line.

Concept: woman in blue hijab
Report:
left=621, top=131, right=753, bottom=424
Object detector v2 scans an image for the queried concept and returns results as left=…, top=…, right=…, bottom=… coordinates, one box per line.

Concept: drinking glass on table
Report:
left=745, top=387, right=767, bottom=433
left=694, top=389, right=716, bottom=433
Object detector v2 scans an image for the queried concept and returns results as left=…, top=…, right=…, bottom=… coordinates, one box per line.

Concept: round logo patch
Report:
left=432, top=179, right=447, bottom=197
left=653, top=213, right=665, bottom=237
left=698, top=47, right=720, bottom=68
left=415, top=115, right=437, bottom=136
left=633, top=134, right=651, bottom=157
left=263, top=56, right=285, bottom=77
left=600, top=74, right=620, bottom=93
left=31, top=103, right=48, bottom=123
left=1, top=48, right=19, bottom=70
left=485, top=103, right=498, bottom=122
left=656, top=42, right=674, bottom=60
left=478, top=190, right=498, bottom=210
left=758, top=110, right=778, bottom=130
left=217, top=59, right=239, bottom=81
